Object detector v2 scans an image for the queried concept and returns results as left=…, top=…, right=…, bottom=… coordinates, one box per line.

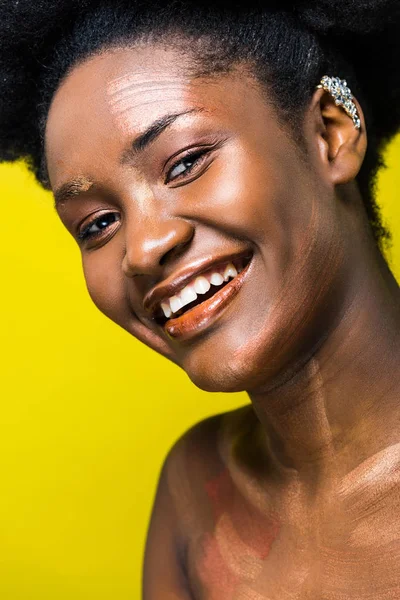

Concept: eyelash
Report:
left=78, top=147, right=213, bottom=242
left=78, top=212, right=120, bottom=242
left=165, top=147, right=211, bottom=184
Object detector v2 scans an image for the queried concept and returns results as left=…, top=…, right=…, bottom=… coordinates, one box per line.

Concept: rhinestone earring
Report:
left=316, top=75, right=361, bottom=130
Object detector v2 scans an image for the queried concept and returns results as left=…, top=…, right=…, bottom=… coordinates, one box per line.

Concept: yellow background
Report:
left=0, top=135, right=399, bottom=599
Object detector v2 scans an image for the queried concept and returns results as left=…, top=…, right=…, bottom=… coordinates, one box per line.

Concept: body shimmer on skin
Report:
left=1, top=1, right=400, bottom=598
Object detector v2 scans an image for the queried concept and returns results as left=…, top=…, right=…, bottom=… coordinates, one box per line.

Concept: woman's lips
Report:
left=164, top=260, right=251, bottom=340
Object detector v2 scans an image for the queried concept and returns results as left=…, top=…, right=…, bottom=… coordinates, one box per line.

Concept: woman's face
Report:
left=46, top=44, right=346, bottom=392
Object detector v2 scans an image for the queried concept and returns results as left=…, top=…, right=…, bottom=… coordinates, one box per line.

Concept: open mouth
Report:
left=154, top=253, right=252, bottom=329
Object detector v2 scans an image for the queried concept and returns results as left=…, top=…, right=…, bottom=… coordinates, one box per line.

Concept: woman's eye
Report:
left=78, top=212, right=120, bottom=242
left=165, top=149, right=209, bottom=183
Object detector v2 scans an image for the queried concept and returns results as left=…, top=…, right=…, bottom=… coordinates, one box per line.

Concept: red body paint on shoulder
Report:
left=197, top=468, right=280, bottom=597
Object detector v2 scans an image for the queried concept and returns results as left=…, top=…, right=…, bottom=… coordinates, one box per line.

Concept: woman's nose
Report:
left=121, top=217, right=195, bottom=277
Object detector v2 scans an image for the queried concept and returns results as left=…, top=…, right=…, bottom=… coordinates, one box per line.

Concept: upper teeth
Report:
left=160, top=262, right=238, bottom=319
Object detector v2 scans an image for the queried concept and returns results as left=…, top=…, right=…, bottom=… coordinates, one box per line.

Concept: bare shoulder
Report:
left=168, top=403, right=256, bottom=461
left=143, top=407, right=249, bottom=599
left=164, top=403, right=255, bottom=502
left=153, top=403, right=261, bottom=540
left=160, top=411, right=229, bottom=515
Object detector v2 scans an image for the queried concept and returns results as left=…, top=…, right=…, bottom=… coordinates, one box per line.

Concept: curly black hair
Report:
left=1, top=0, right=399, bottom=246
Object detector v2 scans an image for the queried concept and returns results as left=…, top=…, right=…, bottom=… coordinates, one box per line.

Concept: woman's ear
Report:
left=309, top=87, right=368, bottom=186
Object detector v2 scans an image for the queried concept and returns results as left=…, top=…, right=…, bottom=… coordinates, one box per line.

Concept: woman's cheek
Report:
left=82, top=252, right=127, bottom=326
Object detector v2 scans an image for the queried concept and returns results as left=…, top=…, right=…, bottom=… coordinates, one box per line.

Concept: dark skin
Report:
left=45, top=44, right=400, bottom=598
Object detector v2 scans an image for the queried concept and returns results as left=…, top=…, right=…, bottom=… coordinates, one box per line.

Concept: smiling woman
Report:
left=1, top=0, right=400, bottom=598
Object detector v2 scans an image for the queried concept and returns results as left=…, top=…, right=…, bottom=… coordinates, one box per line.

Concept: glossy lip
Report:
left=164, top=257, right=252, bottom=341
left=143, top=250, right=252, bottom=315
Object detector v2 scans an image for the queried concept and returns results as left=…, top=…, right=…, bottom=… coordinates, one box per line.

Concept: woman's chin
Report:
left=185, top=368, right=247, bottom=393
left=178, top=323, right=309, bottom=395
left=179, top=343, right=271, bottom=394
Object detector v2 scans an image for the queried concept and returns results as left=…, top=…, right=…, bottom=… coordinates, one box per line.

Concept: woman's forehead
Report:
left=48, top=46, right=265, bottom=127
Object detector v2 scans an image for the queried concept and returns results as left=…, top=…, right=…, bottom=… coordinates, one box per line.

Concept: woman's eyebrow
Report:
left=53, top=176, right=94, bottom=208
left=121, top=107, right=205, bottom=162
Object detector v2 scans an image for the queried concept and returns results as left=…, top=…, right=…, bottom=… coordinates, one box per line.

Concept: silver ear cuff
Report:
left=316, top=75, right=361, bottom=130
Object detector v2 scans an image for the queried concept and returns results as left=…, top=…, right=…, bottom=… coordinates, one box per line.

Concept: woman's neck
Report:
left=248, top=242, right=400, bottom=489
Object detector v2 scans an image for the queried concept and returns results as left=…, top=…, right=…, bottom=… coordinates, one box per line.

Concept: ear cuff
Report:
left=316, top=75, right=361, bottom=130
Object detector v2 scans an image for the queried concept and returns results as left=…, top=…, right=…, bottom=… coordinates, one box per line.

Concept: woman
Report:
left=1, top=0, right=400, bottom=597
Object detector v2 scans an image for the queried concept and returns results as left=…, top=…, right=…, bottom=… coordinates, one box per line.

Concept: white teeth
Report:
left=161, top=302, right=172, bottom=319
left=170, top=295, right=183, bottom=314
left=210, top=272, right=224, bottom=286
left=179, top=285, right=197, bottom=307
left=223, top=263, right=238, bottom=281
left=194, top=276, right=211, bottom=295
left=160, top=262, right=240, bottom=320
